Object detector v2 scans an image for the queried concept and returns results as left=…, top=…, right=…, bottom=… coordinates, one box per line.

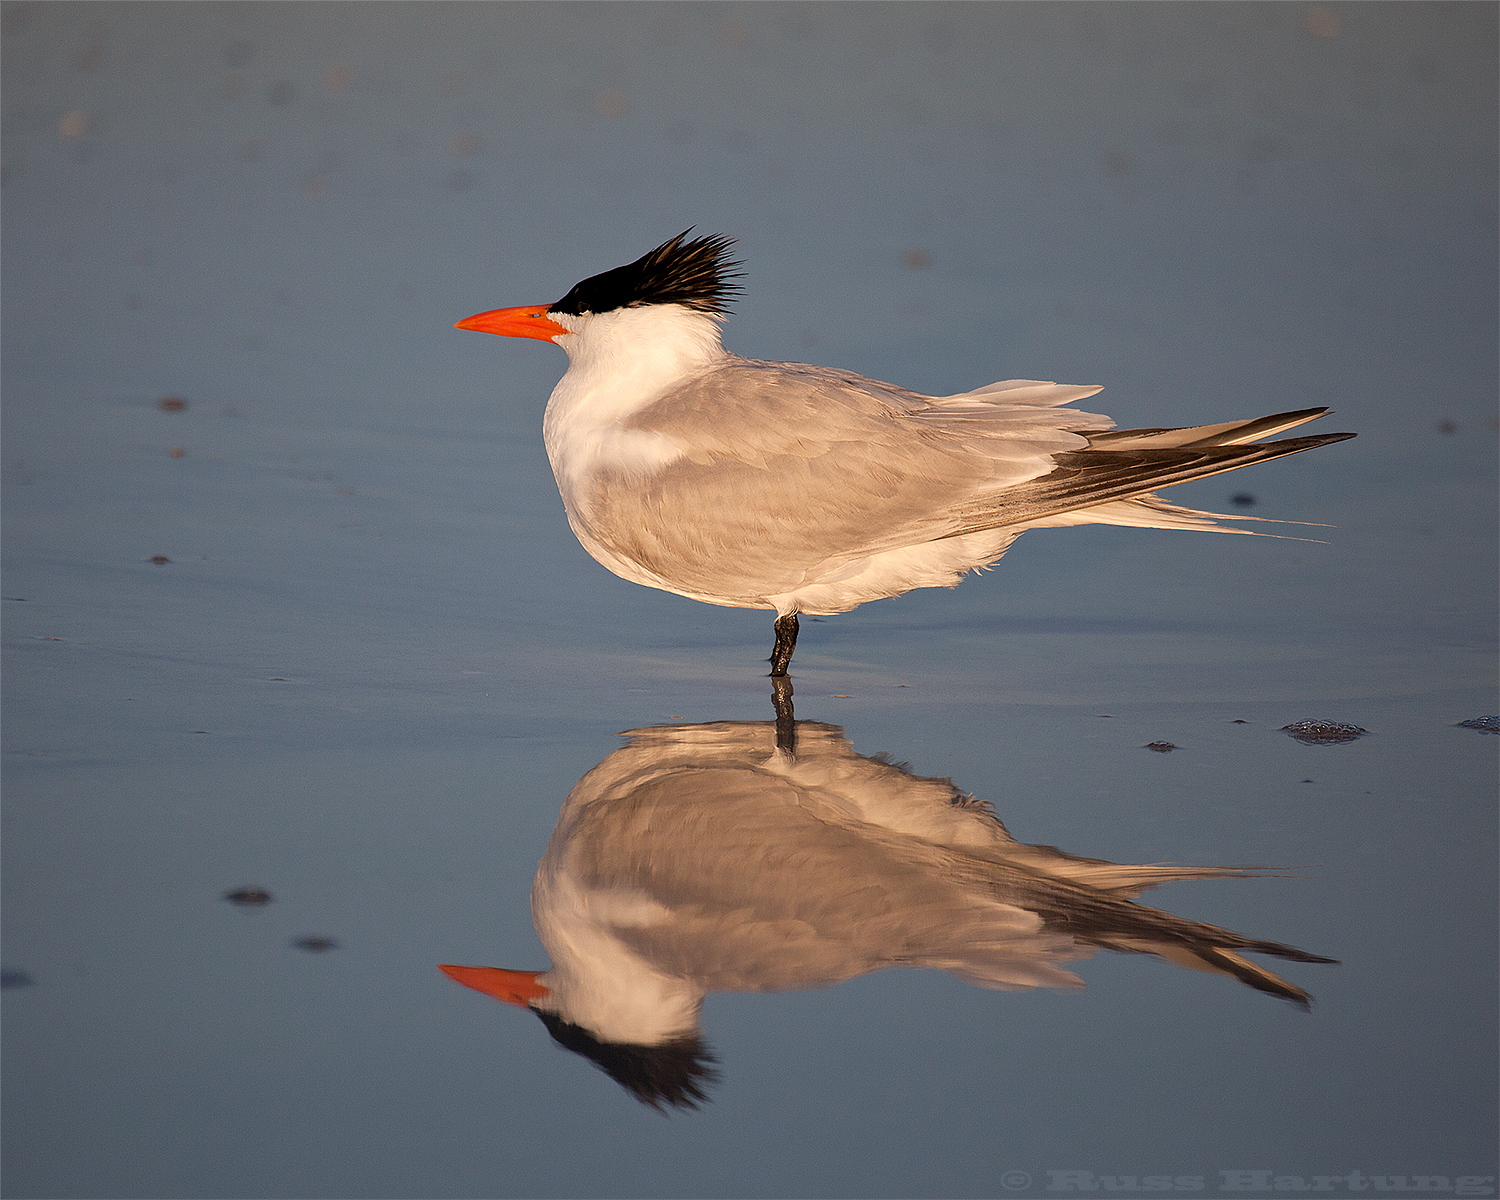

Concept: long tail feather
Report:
left=943, top=430, right=1355, bottom=538
left=1086, top=407, right=1334, bottom=449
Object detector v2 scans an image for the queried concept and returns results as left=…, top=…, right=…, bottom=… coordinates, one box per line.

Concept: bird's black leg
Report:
left=769, top=612, right=799, bottom=677
left=771, top=675, right=796, bottom=755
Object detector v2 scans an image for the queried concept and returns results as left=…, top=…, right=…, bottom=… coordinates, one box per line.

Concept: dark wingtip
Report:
left=1267, top=431, right=1356, bottom=452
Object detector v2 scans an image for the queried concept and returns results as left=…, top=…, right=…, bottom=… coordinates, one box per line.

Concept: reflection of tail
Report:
left=948, top=850, right=1336, bottom=1008
left=1092, top=930, right=1334, bottom=1009
left=533, top=1011, right=719, bottom=1112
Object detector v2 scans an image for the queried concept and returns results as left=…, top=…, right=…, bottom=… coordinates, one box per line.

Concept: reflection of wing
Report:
left=543, top=721, right=1332, bottom=1007
left=561, top=765, right=1085, bottom=995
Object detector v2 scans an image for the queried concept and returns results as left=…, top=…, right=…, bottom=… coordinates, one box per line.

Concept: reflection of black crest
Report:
left=550, top=230, right=744, bottom=316
left=534, top=1010, right=720, bottom=1111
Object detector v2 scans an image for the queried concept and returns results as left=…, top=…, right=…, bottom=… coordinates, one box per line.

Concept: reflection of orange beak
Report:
left=454, top=305, right=570, bottom=342
left=439, top=964, right=550, bottom=1009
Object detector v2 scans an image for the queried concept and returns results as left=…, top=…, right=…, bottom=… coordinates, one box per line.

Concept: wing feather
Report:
left=581, top=361, right=1120, bottom=600
left=1086, top=406, right=1332, bottom=448
left=575, top=362, right=1352, bottom=603
left=940, top=433, right=1356, bottom=538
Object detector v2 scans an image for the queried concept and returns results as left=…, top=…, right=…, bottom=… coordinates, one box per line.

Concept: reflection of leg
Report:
left=771, top=675, right=796, bottom=755
left=769, top=612, right=799, bottom=677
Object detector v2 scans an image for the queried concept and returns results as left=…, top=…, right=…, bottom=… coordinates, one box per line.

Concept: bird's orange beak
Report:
left=455, top=305, right=570, bottom=342
left=439, top=964, right=550, bottom=1008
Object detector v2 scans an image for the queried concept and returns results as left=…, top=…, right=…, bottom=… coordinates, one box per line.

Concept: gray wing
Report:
left=554, top=722, right=1332, bottom=1005
left=577, top=360, right=1353, bottom=598
left=576, top=359, right=1108, bottom=601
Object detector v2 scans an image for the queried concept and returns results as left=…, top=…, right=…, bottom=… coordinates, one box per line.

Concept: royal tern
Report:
left=441, top=718, right=1333, bottom=1109
left=458, top=232, right=1354, bottom=675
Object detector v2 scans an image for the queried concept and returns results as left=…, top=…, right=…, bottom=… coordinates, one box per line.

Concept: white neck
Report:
left=540, top=304, right=729, bottom=521
left=532, top=869, right=705, bottom=1045
left=543, top=304, right=724, bottom=446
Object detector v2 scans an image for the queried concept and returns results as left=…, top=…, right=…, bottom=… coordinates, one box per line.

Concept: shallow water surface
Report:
left=3, top=5, right=1496, bottom=1198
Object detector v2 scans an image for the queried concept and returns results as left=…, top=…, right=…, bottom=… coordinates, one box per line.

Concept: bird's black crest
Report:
left=534, top=1009, right=721, bottom=1111
left=550, top=230, right=744, bottom=317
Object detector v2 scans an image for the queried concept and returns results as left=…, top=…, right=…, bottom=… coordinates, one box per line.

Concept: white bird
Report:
left=440, top=718, right=1333, bottom=1109
left=457, top=232, right=1354, bottom=675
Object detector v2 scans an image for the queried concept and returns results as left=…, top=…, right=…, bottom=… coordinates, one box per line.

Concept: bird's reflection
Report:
left=442, top=688, right=1333, bottom=1110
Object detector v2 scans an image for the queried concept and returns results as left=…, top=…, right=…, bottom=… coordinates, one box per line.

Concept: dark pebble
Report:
left=223, top=886, right=273, bottom=907
left=1281, top=720, right=1368, bottom=745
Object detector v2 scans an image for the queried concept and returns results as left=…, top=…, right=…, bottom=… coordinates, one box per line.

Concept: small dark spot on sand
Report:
left=1456, top=715, right=1498, bottom=734
left=291, top=935, right=339, bottom=952
left=149, top=555, right=170, bottom=565
left=1281, top=720, right=1368, bottom=745
left=1, top=967, right=35, bottom=988
left=1231, top=719, right=1248, bottom=724
left=5, top=597, right=27, bottom=601
left=1301, top=779, right=1315, bottom=784
left=1230, top=492, right=1256, bottom=507
left=1143, top=741, right=1177, bottom=752
left=169, top=446, right=185, bottom=458
left=1436, top=419, right=1457, bottom=434
left=158, top=395, right=188, bottom=412
left=224, top=886, right=273, bottom=907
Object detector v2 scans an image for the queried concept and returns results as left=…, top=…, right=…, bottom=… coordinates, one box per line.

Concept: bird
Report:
left=456, top=231, right=1355, bottom=676
left=439, top=717, right=1335, bottom=1110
